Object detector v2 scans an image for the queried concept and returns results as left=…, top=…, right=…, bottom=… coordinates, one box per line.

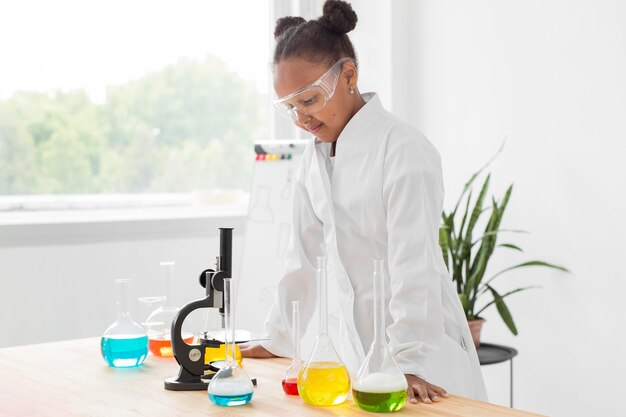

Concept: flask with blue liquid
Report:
left=101, top=278, right=149, bottom=368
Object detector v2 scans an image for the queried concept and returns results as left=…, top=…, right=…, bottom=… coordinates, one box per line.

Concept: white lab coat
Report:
left=261, top=93, right=487, bottom=400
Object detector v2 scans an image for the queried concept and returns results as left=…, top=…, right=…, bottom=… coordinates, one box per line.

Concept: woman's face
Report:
left=274, top=57, right=358, bottom=143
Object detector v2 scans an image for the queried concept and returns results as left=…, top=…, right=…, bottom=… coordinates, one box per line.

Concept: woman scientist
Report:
left=240, top=0, right=487, bottom=403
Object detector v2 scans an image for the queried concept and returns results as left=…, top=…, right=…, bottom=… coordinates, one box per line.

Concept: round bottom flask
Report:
left=297, top=257, right=350, bottom=406
left=298, top=357, right=351, bottom=405
left=207, top=278, right=254, bottom=406
left=353, top=259, right=407, bottom=412
left=353, top=372, right=407, bottom=412
left=282, top=301, right=303, bottom=395
left=101, top=279, right=148, bottom=368
left=208, top=375, right=254, bottom=406
left=144, top=261, right=191, bottom=357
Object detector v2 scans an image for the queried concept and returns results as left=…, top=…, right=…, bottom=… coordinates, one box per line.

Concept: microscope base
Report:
left=164, top=373, right=257, bottom=391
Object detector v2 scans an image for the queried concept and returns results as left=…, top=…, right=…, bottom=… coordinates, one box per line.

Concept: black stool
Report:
left=477, top=343, right=518, bottom=408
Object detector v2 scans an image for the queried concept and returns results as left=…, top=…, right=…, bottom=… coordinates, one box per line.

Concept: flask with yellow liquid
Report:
left=204, top=342, right=243, bottom=367
left=297, top=257, right=350, bottom=406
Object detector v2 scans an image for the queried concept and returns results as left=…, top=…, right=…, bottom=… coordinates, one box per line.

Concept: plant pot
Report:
left=467, top=318, right=485, bottom=349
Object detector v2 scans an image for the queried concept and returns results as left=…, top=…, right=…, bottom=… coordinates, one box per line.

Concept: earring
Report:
left=349, top=86, right=354, bottom=95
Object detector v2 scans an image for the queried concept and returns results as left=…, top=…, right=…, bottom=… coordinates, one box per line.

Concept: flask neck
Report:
left=223, top=278, right=237, bottom=363
left=373, top=259, right=385, bottom=344
left=317, top=257, right=328, bottom=336
left=161, top=261, right=176, bottom=308
left=292, top=301, right=301, bottom=361
left=115, top=279, right=132, bottom=319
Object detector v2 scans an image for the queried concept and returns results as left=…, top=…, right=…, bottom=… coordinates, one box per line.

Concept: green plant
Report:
left=439, top=151, right=568, bottom=335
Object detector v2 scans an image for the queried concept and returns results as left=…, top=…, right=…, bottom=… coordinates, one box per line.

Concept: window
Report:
left=0, top=0, right=271, bottom=212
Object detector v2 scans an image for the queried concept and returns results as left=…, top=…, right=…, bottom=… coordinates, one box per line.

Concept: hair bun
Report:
left=320, top=0, right=357, bottom=35
left=274, top=16, right=306, bottom=38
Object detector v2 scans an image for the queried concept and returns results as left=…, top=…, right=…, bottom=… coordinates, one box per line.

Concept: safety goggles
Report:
left=273, top=57, right=353, bottom=121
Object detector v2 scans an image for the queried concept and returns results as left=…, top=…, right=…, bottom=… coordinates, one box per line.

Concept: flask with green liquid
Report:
left=352, top=259, right=407, bottom=412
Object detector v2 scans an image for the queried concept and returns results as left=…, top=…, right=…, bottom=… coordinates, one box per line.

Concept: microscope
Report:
left=164, top=227, right=256, bottom=391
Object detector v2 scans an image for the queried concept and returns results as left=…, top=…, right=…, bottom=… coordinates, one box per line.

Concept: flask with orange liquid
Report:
left=145, top=261, right=193, bottom=356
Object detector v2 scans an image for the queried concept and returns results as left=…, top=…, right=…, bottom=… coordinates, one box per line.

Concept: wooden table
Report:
left=0, top=338, right=544, bottom=417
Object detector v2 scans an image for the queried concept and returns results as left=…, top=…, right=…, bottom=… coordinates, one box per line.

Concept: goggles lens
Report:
left=274, top=88, right=326, bottom=121
left=273, top=58, right=353, bottom=121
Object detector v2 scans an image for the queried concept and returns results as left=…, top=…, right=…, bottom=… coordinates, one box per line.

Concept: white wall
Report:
left=401, top=1, right=626, bottom=416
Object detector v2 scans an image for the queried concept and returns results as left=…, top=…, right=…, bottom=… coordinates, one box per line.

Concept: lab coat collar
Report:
left=340, top=92, right=381, bottom=139
left=314, top=92, right=383, bottom=150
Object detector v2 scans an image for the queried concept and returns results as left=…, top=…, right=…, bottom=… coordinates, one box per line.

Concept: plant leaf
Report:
left=483, top=184, right=513, bottom=259
left=443, top=213, right=457, bottom=255
left=474, top=286, right=539, bottom=316
left=484, top=261, right=570, bottom=287
left=466, top=202, right=500, bottom=313
left=499, top=243, right=523, bottom=252
left=466, top=239, right=492, bottom=315
left=439, top=227, right=450, bottom=271
left=458, top=175, right=490, bottom=285
left=457, top=190, right=473, bottom=248
left=441, top=214, right=461, bottom=290
left=498, top=184, right=513, bottom=221
left=485, top=197, right=502, bottom=257
left=486, top=285, right=518, bottom=335
left=472, top=229, right=528, bottom=246
left=457, top=192, right=474, bottom=287
left=464, top=175, right=490, bottom=249
left=451, top=140, right=505, bottom=217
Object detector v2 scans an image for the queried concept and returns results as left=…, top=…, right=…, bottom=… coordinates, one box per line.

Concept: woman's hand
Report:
left=239, top=343, right=278, bottom=358
left=405, top=374, right=449, bottom=404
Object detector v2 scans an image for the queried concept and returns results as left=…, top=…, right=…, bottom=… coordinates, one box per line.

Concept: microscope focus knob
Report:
left=199, top=269, right=215, bottom=288
left=211, top=270, right=229, bottom=292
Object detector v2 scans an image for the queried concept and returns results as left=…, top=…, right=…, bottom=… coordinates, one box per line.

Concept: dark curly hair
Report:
left=273, top=0, right=358, bottom=67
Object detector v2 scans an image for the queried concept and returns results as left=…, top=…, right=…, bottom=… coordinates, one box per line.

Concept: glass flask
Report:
left=138, top=295, right=166, bottom=325
left=101, top=278, right=148, bottom=368
left=200, top=299, right=243, bottom=367
left=297, top=257, right=350, bottom=406
left=204, top=340, right=243, bottom=367
left=207, top=278, right=254, bottom=406
left=145, top=261, right=193, bottom=357
left=353, top=259, right=407, bottom=412
left=282, top=300, right=303, bottom=395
